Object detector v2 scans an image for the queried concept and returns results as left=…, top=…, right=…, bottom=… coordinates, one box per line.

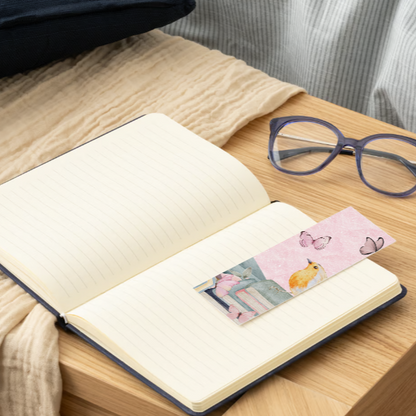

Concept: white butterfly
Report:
left=360, top=237, right=384, bottom=255
left=299, top=231, right=332, bottom=250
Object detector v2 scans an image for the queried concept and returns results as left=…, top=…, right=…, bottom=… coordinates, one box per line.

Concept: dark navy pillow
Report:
left=0, top=0, right=195, bottom=78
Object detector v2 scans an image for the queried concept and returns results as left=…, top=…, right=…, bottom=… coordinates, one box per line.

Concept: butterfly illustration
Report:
left=360, top=237, right=384, bottom=255
left=299, top=231, right=332, bottom=250
left=227, top=305, right=256, bottom=324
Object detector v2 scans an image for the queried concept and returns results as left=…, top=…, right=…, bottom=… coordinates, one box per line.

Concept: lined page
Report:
left=0, top=114, right=269, bottom=312
left=69, top=203, right=399, bottom=406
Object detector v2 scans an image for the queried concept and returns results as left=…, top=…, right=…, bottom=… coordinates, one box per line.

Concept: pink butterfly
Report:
left=360, top=237, right=384, bottom=255
left=227, top=305, right=256, bottom=324
left=299, top=231, right=332, bottom=250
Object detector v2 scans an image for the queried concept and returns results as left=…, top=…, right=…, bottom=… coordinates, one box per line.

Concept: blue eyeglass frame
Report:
left=268, top=116, right=416, bottom=197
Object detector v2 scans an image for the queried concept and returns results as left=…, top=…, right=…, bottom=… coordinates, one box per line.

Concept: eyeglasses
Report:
left=268, top=116, right=416, bottom=197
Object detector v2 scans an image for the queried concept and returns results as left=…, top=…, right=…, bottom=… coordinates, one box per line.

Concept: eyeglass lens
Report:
left=361, top=138, right=416, bottom=194
left=271, top=121, right=338, bottom=173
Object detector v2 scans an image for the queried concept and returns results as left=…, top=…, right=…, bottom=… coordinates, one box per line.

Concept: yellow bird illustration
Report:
left=289, top=258, right=328, bottom=296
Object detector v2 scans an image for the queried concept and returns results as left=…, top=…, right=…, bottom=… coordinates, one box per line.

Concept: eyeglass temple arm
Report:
left=271, top=135, right=416, bottom=177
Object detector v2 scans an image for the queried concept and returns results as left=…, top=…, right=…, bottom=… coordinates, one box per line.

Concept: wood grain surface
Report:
left=223, top=376, right=351, bottom=416
left=346, top=339, right=416, bottom=416
left=60, top=92, right=416, bottom=416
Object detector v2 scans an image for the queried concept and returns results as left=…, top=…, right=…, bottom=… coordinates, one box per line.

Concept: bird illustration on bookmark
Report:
left=289, top=259, right=328, bottom=295
left=299, top=231, right=331, bottom=250
left=360, top=237, right=384, bottom=255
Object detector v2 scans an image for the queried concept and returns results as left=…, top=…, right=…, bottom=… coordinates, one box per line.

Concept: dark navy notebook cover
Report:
left=0, top=263, right=406, bottom=416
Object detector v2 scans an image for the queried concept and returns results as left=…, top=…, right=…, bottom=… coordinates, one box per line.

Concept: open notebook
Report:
left=0, top=114, right=404, bottom=415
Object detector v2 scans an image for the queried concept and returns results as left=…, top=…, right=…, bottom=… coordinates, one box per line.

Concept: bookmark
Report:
left=194, top=206, right=395, bottom=325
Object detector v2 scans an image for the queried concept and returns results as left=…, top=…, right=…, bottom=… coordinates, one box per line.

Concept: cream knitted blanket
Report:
left=0, top=29, right=303, bottom=415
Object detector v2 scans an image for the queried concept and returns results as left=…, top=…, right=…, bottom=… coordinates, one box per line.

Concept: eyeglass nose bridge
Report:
left=343, top=137, right=360, bottom=147
left=340, top=137, right=360, bottom=155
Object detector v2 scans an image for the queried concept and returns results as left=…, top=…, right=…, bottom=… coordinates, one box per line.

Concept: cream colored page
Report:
left=0, top=114, right=269, bottom=312
left=69, top=203, right=398, bottom=403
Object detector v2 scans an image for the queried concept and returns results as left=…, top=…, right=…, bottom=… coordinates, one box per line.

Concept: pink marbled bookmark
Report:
left=194, top=207, right=395, bottom=325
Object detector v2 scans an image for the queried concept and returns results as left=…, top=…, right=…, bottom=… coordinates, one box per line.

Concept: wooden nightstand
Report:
left=60, top=93, right=416, bottom=416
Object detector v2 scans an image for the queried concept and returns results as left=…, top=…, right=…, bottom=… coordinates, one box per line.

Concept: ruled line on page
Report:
left=131, top=124, right=247, bottom=211
left=76, top=304, right=190, bottom=387
left=89, top=148, right=194, bottom=235
left=39, top=180, right=133, bottom=266
left=45, top=175, right=146, bottom=262
left=62, top=162, right=175, bottom=246
left=2, top=193, right=98, bottom=285
left=118, top=137, right=225, bottom=217
left=7, top=190, right=103, bottom=282
left=114, top=135, right=227, bottom=217
left=0, top=224, right=72, bottom=297
left=50, top=169, right=156, bottom=254
left=151, top=124, right=256, bottom=203
left=23, top=184, right=122, bottom=273
left=137, top=125, right=247, bottom=207
left=111, top=139, right=216, bottom=223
